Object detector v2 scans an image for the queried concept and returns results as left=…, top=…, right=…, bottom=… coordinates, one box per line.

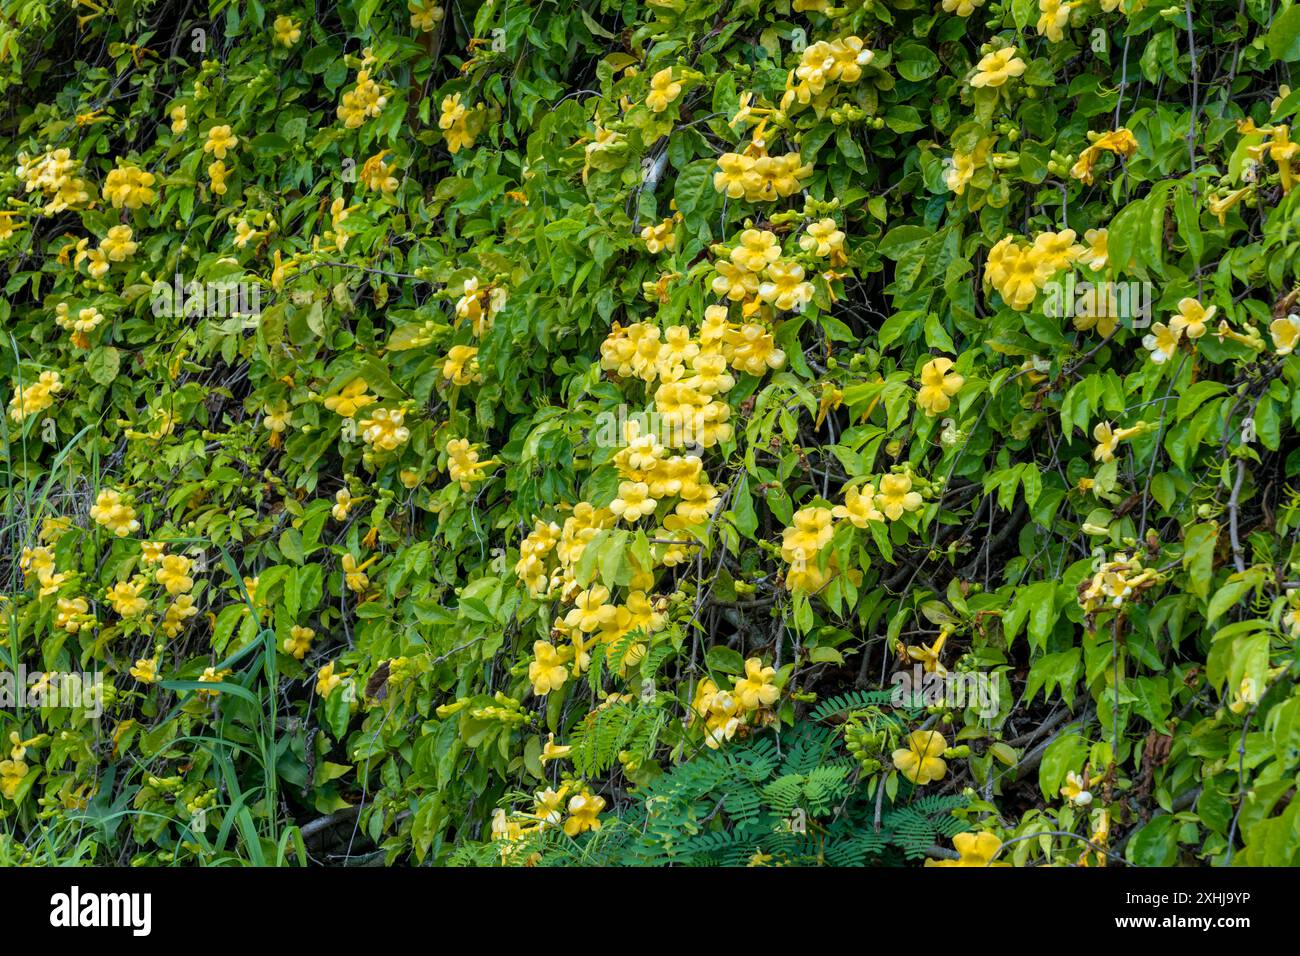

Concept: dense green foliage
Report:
left=1, top=0, right=1299, bottom=867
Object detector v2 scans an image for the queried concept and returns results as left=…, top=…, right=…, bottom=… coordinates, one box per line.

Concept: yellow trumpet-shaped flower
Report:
left=925, top=831, right=1008, bottom=867
left=892, top=729, right=948, bottom=785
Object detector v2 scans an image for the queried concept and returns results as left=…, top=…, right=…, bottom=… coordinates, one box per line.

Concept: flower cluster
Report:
left=689, top=658, right=781, bottom=748
left=89, top=489, right=141, bottom=537
left=1077, top=552, right=1160, bottom=614
left=102, top=163, right=157, bottom=209
left=780, top=470, right=930, bottom=592
left=984, top=228, right=1092, bottom=312
left=55, top=303, right=107, bottom=348
left=439, top=93, right=481, bottom=153
left=17, top=149, right=93, bottom=214
left=444, top=437, right=496, bottom=490
left=781, top=36, right=875, bottom=110
left=7, top=370, right=62, bottom=423
left=359, top=407, right=410, bottom=453
left=713, top=129, right=814, bottom=203
left=601, top=305, right=783, bottom=451
left=337, top=50, right=387, bottom=129
left=712, top=228, right=816, bottom=314
left=1069, top=128, right=1138, bottom=185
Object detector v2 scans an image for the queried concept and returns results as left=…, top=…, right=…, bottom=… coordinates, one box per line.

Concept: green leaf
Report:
left=1267, top=5, right=1300, bottom=61
left=1125, top=815, right=1179, bottom=866
left=705, top=645, right=745, bottom=675
left=86, top=346, right=120, bottom=386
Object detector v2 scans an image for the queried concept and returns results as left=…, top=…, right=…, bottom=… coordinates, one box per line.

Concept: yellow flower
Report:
left=101, top=164, right=157, bottom=209
left=1092, top=420, right=1145, bottom=463
left=832, top=484, right=884, bottom=527
left=273, top=15, right=301, bottom=46
left=987, top=239, right=1052, bottom=310
left=532, top=786, right=569, bottom=827
left=106, top=578, right=148, bottom=617
left=100, top=224, right=137, bottom=261
left=906, top=630, right=949, bottom=675
left=916, top=357, right=964, bottom=416
left=156, top=554, right=194, bottom=595
left=540, top=732, right=571, bottom=764
left=439, top=92, right=468, bottom=129
left=443, top=345, right=481, bottom=386
left=360, top=151, right=399, bottom=193
left=170, top=104, right=187, bottom=133
left=892, top=729, right=948, bottom=785
left=129, top=657, right=159, bottom=684
left=359, top=407, right=410, bottom=452
left=263, top=401, right=292, bottom=443
left=799, top=218, right=846, bottom=262
left=20, top=545, right=55, bottom=580
left=1169, top=297, right=1216, bottom=340
left=1248, top=124, right=1299, bottom=193
left=342, top=553, right=378, bottom=593
left=875, top=473, right=923, bottom=521
left=438, top=93, right=479, bottom=152
left=323, top=379, right=375, bottom=418
left=89, top=489, right=140, bottom=537
left=446, top=438, right=497, bottom=490
left=55, top=596, right=92, bottom=632
left=780, top=506, right=834, bottom=564
left=733, top=658, right=779, bottom=711
left=713, top=152, right=753, bottom=199
left=338, top=67, right=387, bottom=128
left=712, top=259, right=761, bottom=301
left=316, top=661, right=348, bottom=698
left=141, top=541, right=166, bottom=563
left=563, top=586, right=616, bottom=633
left=1070, top=128, right=1138, bottom=184
left=1036, top=0, right=1071, bottom=43
left=1142, top=323, right=1181, bottom=364
left=970, top=48, right=1026, bottom=88
left=563, top=790, right=606, bottom=836
left=1228, top=676, right=1258, bottom=715
left=161, top=594, right=198, bottom=637
left=925, top=831, right=1006, bottom=867
left=640, top=217, right=677, bottom=254
left=0, top=212, right=24, bottom=242
left=8, top=370, right=62, bottom=423
left=0, top=759, right=29, bottom=800
left=610, top=481, right=658, bottom=522
left=1092, top=421, right=1120, bottom=463
left=528, top=641, right=570, bottom=696
left=1270, top=314, right=1300, bottom=355
left=197, top=666, right=233, bottom=697
left=941, top=0, right=986, bottom=14
left=207, top=159, right=229, bottom=195
left=722, top=322, right=785, bottom=375
left=233, top=219, right=261, bottom=248
left=284, top=625, right=314, bottom=660
left=408, top=0, right=445, bottom=31
left=332, top=489, right=355, bottom=521
left=204, top=124, right=239, bottom=159
left=1060, top=770, right=1094, bottom=806
left=1079, top=228, right=1109, bottom=271
left=1032, top=229, right=1080, bottom=273
left=758, top=260, right=814, bottom=312
left=645, top=68, right=682, bottom=112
